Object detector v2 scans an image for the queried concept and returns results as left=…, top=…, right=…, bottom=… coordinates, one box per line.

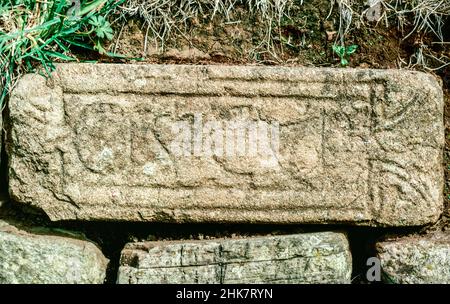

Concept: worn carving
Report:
left=7, top=64, right=444, bottom=225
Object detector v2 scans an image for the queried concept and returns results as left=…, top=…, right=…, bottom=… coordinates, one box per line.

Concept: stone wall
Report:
left=0, top=63, right=448, bottom=284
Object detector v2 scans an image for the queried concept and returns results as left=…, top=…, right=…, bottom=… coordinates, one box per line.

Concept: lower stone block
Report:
left=377, top=231, right=450, bottom=283
left=0, top=219, right=108, bottom=284
left=117, top=232, right=352, bottom=284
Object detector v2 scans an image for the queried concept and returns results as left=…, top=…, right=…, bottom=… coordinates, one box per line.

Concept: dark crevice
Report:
left=0, top=107, right=8, bottom=197
left=443, top=17, right=450, bottom=42
left=347, top=227, right=399, bottom=284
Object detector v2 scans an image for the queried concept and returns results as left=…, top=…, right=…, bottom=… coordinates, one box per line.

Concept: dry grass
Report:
left=332, top=0, right=450, bottom=70
left=386, top=0, right=450, bottom=70
left=114, top=0, right=449, bottom=68
left=115, top=0, right=295, bottom=59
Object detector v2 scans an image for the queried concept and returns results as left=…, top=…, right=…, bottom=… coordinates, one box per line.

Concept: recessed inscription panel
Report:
left=7, top=64, right=444, bottom=225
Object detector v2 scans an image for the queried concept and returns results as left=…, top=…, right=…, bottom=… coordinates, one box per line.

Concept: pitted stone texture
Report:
left=0, top=219, right=108, bottom=283
left=117, top=232, right=352, bottom=284
left=377, top=232, right=450, bottom=283
left=7, top=64, right=444, bottom=225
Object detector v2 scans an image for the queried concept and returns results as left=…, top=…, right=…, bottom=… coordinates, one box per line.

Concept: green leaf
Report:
left=62, top=38, right=95, bottom=50
left=78, top=0, right=108, bottom=16
left=89, top=15, right=114, bottom=40
left=332, top=45, right=345, bottom=57
left=341, top=58, right=349, bottom=66
left=346, top=44, right=358, bottom=54
left=0, top=3, right=10, bottom=15
left=44, top=51, right=76, bottom=61
left=93, top=38, right=107, bottom=54
left=53, top=38, right=71, bottom=53
left=104, top=52, right=142, bottom=60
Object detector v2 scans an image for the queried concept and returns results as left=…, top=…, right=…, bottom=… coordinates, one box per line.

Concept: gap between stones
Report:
left=0, top=107, right=7, bottom=196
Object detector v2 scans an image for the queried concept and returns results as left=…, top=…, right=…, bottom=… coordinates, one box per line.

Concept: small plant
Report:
left=332, top=44, right=358, bottom=66
left=0, top=0, right=125, bottom=108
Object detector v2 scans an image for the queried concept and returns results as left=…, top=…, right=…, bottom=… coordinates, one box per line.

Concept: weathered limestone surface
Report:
left=0, top=219, right=108, bottom=284
left=117, top=232, right=352, bottom=284
left=7, top=64, right=444, bottom=225
left=377, top=232, right=450, bottom=283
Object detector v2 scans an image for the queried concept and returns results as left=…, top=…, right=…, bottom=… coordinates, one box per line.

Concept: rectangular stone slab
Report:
left=117, top=232, right=352, bottom=284
left=377, top=232, right=450, bottom=283
left=0, top=219, right=108, bottom=284
left=7, top=64, right=444, bottom=225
